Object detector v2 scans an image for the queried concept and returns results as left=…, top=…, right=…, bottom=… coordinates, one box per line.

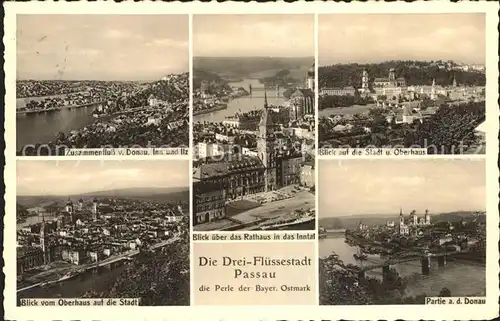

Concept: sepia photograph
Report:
left=16, top=15, right=189, bottom=156
left=16, top=160, right=190, bottom=305
left=318, top=14, right=486, bottom=154
left=318, top=159, right=486, bottom=305
left=192, top=15, right=316, bottom=232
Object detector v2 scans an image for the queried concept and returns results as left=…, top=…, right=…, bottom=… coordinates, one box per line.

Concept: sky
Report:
left=17, top=160, right=189, bottom=196
left=319, top=159, right=486, bottom=217
left=193, top=14, right=314, bottom=57
left=17, top=15, right=189, bottom=81
left=319, top=13, right=486, bottom=65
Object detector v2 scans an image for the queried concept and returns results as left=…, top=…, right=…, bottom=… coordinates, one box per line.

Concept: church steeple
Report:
left=40, top=211, right=47, bottom=257
left=257, top=88, right=276, bottom=192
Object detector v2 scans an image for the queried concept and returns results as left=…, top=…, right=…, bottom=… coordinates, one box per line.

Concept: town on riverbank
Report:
left=16, top=160, right=190, bottom=305
left=318, top=63, right=486, bottom=154
left=16, top=15, right=190, bottom=156
left=318, top=14, right=486, bottom=154
left=191, top=15, right=317, bottom=232
left=318, top=158, right=487, bottom=305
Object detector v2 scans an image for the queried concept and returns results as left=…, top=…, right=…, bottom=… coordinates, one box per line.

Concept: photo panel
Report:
left=16, top=160, right=190, bottom=306
left=16, top=15, right=189, bottom=156
left=318, top=159, right=486, bottom=305
left=318, top=14, right=486, bottom=156
left=191, top=14, right=316, bottom=232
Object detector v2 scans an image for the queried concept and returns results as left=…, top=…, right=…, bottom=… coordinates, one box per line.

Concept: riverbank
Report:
left=17, top=236, right=180, bottom=294
left=193, top=104, right=228, bottom=116
left=16, top=101, right=105, bottom=115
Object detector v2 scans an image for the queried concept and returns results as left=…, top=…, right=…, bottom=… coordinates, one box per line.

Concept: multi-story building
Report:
left=320, top=87, right=357, bottom=96
left=192, top=156, right=266, bottom=225
left=277, top=152, right=303, bottom=187
left=300, top=162, right=315, bottom=188
left=195, top=142, right=225, bottom=160
left=17, top=247, right=44, bottom=275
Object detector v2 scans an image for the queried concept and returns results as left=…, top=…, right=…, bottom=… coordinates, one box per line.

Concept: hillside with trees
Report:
left=319, top=61, right=486, bottom=89
left=404, top=101, right=485, bottom=154
left=259, top=69, right=303, bottom=88
left=193, top=68, right=232, bottom=94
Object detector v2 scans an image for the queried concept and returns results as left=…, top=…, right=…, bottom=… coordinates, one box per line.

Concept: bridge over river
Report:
left=350, top=249, right=480, bottom=280
left=17, top=236, right=179, bottom=293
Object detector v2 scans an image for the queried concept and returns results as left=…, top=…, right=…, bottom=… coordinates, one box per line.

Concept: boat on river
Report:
left=57, top=270, right=80, bottom=282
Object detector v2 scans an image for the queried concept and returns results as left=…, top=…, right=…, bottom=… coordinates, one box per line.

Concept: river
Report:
left=16, top=104, right=99, bottom=149
left=194, top=79, right=285, bottom=123
left=18, top=263, right=128, bottom=300
left=17, top=212, right=57, bottom=230
left=319, top=235, right=486, bottom=298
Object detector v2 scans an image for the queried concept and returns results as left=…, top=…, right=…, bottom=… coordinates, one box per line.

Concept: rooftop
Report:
left=193, top=155, right=265, bottom=180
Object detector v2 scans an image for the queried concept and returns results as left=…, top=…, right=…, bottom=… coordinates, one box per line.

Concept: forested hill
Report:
left=194, top=56, right=313, bottom=80
left=319, top=61, right=486, bottom=89
left=146, top=73, right=189, bottom=103
left=193, top=69, right=225, bottom=89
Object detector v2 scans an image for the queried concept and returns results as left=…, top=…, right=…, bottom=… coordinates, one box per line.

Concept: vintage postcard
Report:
left=3, top=2, right=499, bottom=321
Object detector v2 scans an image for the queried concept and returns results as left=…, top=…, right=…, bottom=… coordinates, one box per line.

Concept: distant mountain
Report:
left=193, top=68, right=227, bottom=89
left=194, top=56, right=313, bottom=80
left=17, top=187, right=189, bottom=206
left=82, top=187, right=189, bottom=202
left=16, top=196, right=63, bottom=208
left=319, top=211, right=485, bottom=229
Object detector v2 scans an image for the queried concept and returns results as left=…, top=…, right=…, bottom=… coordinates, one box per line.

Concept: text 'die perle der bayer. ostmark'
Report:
left=198, top=255, right=312, bottom=279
